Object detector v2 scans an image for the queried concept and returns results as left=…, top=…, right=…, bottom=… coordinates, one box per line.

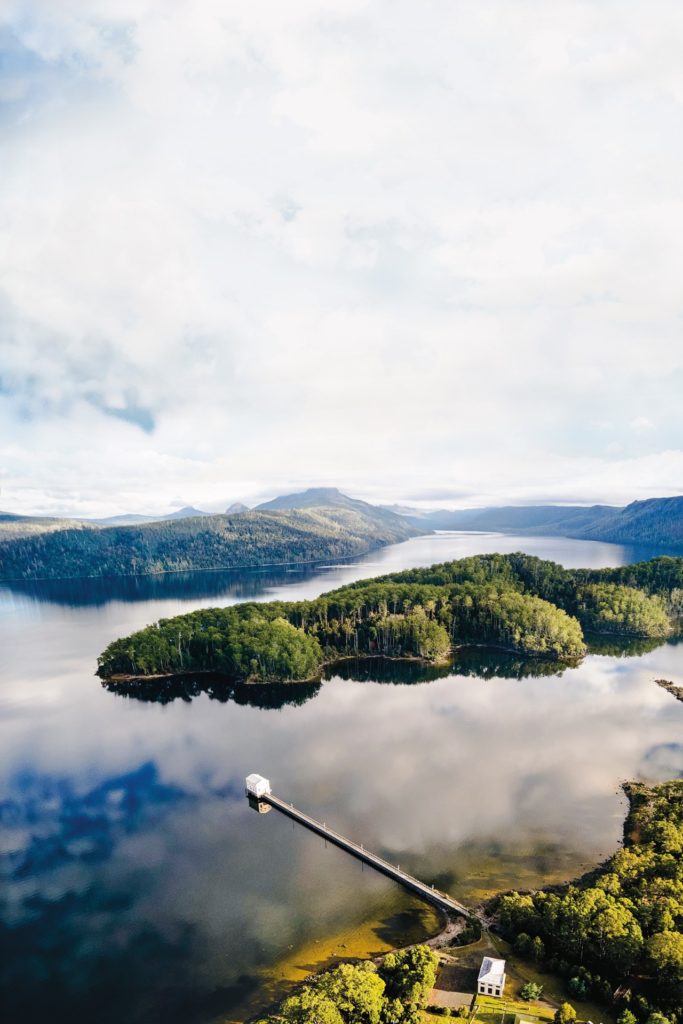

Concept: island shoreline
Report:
left=98, top=642, right=578, bottom=685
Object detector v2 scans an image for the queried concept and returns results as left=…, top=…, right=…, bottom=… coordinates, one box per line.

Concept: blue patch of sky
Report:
left=0, top=19, right=133, bottom=131
left=0, top=28, right=65, bottom=118
left=85, top=392, right=156, bottom=434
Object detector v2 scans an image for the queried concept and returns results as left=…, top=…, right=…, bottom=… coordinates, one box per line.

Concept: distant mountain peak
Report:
left=252, top=487, right=423, bottom=538
left=166, top=506, right=210, bottom=519
left=225, top=502, right=249, bottom=514
left=255, top=487, right=358, bottom=512
left=287, top=486, right=344, bottom=500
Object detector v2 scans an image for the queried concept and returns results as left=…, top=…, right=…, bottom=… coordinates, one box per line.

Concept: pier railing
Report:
left=263, top=792, right=470, bottom=918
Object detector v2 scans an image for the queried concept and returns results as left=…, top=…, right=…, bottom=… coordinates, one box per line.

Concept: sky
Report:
left=1, top=0, right=683, bottom=517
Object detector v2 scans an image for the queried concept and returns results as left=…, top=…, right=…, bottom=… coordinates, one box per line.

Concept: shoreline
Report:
left=655, top=676, right=683, bottom=701
left=245, top=780, right=661, bottom=1024
left=101, top=652, right=450, bottom=686
left=99, top=629, right=677, bottom=686
left=99, top=643, right=580, bottom=686
left=239, top=904, right=467, bottom=1024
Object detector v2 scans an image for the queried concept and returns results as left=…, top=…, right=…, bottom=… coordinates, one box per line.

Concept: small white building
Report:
left=245, top=774, right=271, bottom=798
left=477, top=957, right=506, bottom=997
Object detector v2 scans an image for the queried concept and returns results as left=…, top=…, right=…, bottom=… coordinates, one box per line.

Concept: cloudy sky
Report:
left=2, top=0, right=683, bottom=517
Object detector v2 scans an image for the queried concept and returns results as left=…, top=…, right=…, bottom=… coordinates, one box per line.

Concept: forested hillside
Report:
left=582, top=496, right=683, bottom=547
left=0, top=512, right=86, bottom=540
left=0, top=504, right=418, bottom=581
left=409, top=495, right=683, bottom=548
left=497, top=781, right=683, bottom=1024
left=410, top=504, right=617, bottom=534
left=97, top=553, right=682, bottom=682
left=5, top=491, right=682, bottom=577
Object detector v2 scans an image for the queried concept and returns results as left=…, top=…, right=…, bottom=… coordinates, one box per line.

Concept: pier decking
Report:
left=262, top=791, right=470, bottom=919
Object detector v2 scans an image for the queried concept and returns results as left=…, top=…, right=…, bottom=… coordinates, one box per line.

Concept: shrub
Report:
left=554, top=1004, right=577, bottom=1024
left=567, top=977, right=587, bottom=1000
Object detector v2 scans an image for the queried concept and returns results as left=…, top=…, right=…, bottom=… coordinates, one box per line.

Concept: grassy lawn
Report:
left=471, top=993, right=555, bottom=1024
left=429, top=930, right=615, bottom=1024
left=484, top=935, right=615, bottom=1024
left=422, top=1011, right=453, bottom=1024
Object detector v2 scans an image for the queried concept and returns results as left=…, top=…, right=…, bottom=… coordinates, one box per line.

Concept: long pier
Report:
left=262, top=791, right=471, bottom=919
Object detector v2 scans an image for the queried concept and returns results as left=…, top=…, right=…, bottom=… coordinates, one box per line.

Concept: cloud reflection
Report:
left=1, top=536, right=683, bottom=1023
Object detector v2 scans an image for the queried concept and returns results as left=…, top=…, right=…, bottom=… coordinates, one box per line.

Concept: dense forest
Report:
left=5, top=491, right=683, bottom=580
left=97, top=553, right=681, bottom=682
left=0, top=505, right=418, bottom=581
left=581, top=496, right=683, bottom=548
left=496, top=781, right=683, bottom=1024
left=0, top=511, right=85, bottom=540
left=257, top=945, right=438, bottom=1024
left=364, top=552, right=680, bottom=633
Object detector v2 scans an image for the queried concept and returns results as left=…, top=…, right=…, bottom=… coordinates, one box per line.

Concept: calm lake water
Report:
left=1, top=532, right=682, bottom=1024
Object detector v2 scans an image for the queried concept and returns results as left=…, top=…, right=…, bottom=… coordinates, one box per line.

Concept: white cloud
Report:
left=1, top=0, right=683, bottom=514
left=631, top=415, right=655, bottom=434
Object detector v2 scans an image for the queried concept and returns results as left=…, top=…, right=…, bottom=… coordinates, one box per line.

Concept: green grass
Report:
left=422, top=1011, right=453, bottom=1024
left=427, top=930, right=615, bottom=1024
left=500, top=955, right=614, bottom=1023
left=472, top=993, right=555, bottom=1023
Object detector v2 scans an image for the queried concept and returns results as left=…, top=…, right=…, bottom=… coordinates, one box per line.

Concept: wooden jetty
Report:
left=245, top=775, right=470, bottom=918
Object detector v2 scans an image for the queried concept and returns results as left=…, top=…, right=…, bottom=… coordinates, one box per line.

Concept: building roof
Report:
left=478, top=957, right=506, bottom=985
left=246, top=773, right=269, bottom=787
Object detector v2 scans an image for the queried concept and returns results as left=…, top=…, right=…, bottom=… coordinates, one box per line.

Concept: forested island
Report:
left=496, top=780, right=683, bottom=1024
left=97, top=553, right=681, bottom=682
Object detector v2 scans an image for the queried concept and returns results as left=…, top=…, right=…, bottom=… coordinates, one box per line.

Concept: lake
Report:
left=1, top=531, right=682, bottom=1024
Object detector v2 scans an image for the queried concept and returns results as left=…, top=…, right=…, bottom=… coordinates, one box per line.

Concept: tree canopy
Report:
left=260, top=947, right=438, bottom=1024
left=497, top=781, right=683, bottom=1022
left=0, top=505, right=418, bottom=581
left=98, top=553, right=681, bottom=681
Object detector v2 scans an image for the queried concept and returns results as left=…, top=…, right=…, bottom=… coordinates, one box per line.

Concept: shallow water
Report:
left=1, top=532, right=682, bottom=1024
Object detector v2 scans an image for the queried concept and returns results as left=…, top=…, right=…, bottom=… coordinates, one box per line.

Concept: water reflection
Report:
left=0, top=529, right=672, bottom=611
left=586, top=633, right=681, bottom=658
left=2, top=533, right=683, bottom=1024
left=102, top=674, right=322, bottom=709
left=99, top=652, right=568, bottom=707
left=100, top=640, right=678, bottom=709
left=451, top=648, right=567, bottom=680
left=0, top=562, right=341, bottom=609
left=325, top=656, right=460, bottom=685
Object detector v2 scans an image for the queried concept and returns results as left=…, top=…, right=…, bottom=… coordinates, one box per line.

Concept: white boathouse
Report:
left=245, top=774, right=271, bottom=799
left=477, top=957, right=506, bottom=997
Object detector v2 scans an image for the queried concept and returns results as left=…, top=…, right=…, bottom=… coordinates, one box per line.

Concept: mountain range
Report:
left=0, top=503, right=242, bottom=536
left=0, top=488, right=418, bottom=581
left=397, top=496, right=683, bottom=548
left=1, top=488, right=682, bottom=581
